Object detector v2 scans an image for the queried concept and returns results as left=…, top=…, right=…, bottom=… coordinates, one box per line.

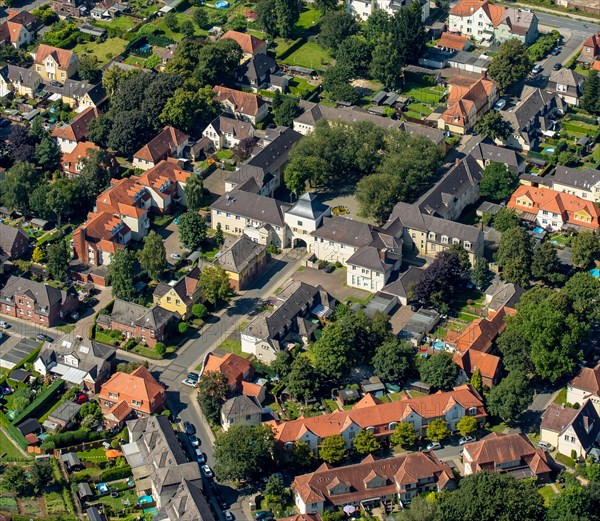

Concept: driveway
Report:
left=154, top=219, right=184, bottom=265
left=291, top=265, right=373, bottom=303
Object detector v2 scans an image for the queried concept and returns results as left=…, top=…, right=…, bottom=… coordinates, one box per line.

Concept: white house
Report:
left=202, top=116, right=255, bottom=150
left=346, top=0, right=430, bottom=22
left=548, top=166, right=600, bottom=204
left=540, top=401, right=600, bottom=459
left=567, top=363, right=600, bottom=416
left=284, top=192, right=332, bottom=249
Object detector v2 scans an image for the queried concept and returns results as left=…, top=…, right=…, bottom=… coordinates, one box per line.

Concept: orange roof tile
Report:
left=104, top=400, right=132, bottom=422
left=61, top=142, right=100, bottom=174
left=450, top=0, right=505, bottom=27
left=35, top=44, right=77, bottom=69
left=212, top=86, right=264, bottom=117
left=454, top=308, right=506, bottom=354
left=508, top=185, right=600, bottom=230
left=204, top=352, right=252, bottom=388
left=241, top=381, right=263, bottom=398
left=454, top=349, right=501, bottom=381
left=99, top=366, right=165, bottom=415
left=438, top=32, right=469, bottom=51
left=570, top=363, right=600, bottom=396
left=133, top=126, right=189, bottom=164
left=52, top=107, right=99, bottom=142
left=220, top=30, right=266, bottom=55
left=138, top=158, right=190, bottom=189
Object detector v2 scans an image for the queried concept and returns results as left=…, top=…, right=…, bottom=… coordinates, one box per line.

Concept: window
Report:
left=468, top=407, right=477, bottom=416
left=441, top=235, right=448, bottom=244
left=389, top=422, right=397, bottom=430
left=297, top=220, right=303, bottom=226
left=542, top=210, right=548, bottom=215
left=166, top=297, right=171, bottom=303
left=132, top=399, right=143, bottom=407
left=108, top=392, right=119, bottom=399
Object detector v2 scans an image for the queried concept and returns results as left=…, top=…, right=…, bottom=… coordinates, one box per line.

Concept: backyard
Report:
left=0, top=428, right=24, bottom=460
left=93, top=15, right=138, bottom=34
left=280, top=42, right=333, bottom=71
left=72, top=37, right=128, bottom=66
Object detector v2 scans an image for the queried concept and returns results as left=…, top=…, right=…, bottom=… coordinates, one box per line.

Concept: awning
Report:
left=51, top=364, right=87, bottom=385
left=312, top=305, right=333, bottom=319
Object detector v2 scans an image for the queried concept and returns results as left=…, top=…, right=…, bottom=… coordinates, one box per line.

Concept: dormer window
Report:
left=389, top=422, right=397, bottom=430
left=441, top=235, right=448, bottom=244
left=468, top=407, right=477, bottom=416
left=108, top=392, right=119, bottom=399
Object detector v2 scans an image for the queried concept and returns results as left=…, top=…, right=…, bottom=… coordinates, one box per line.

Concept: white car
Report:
left=201, top=464, right=214, bottom=478
left=532, top=64, right=543, bottom=75
left=170, top=253, right=182, bottom=260
left=538, top=441, right=554, bottom=451
left=493, top=99, right=506, bottom=111
left=459, top=436, right=475, bottom=445
left=426, top=442, right=442, bottom=450
left=0, top=321, right=9, bottom=329
left=181, top=378, right=198, bottom=387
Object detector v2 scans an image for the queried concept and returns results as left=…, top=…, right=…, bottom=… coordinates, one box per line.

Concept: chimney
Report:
left=379, top=249, right=387, bottom=262
left=455, top=158, right=461, bottom=166
left=481, top=69, right=487, bottom=80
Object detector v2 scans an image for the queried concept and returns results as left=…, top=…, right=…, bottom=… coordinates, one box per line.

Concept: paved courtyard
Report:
left=291, top=265, right=373, bottom=303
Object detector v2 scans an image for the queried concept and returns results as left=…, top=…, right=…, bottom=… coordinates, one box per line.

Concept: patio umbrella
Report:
left=343, top=505, right=356, bottom=515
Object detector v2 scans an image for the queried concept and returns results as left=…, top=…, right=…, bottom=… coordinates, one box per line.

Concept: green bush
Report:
left=192, top=303, right=208, bottom=319
left=100, top=465, right=132, bottom=482
left=155, top=342, right=166, bottom=356
left=0, top=410, right=28, bottom=450
left=555, top=452, right=576, bottom=468
left=40, top=428, right=105, bottom=450
left=11, top=379, right=64, bottom=425
left=178, top=322, right=189, bottom=334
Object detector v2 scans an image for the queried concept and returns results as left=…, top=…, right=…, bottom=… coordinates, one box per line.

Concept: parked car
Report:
left=183, top=421, right=196, bottom=435
left=538, top=441, right=554, bottom=451
left=71, top=312, right=80, bottom=320
left=426, top=442, right=442, bottom=450
left=493, top=99, right=506, bottom=111
left=323, top=264, right=335, bottom=273
left=254, top=512, right=274, bottom=520
left=532, top=64, right=543, bottom=74
left=218, top=496, right=228, bottom=510
left=181, top=378, right=197, bottom=387
left=459, top=436, right=475, bottom=445
left=189, top=435, right=200, bottom=447
left=36, top=333, right=52, bottom=342
left=74, top=393, right=88, bottom=405
left=201, top=464, right=213, bottom=478
left=223, top=511, right=234, bottom=521
left=187, top=372, right=199, bottom=381
left=170, top=253, right=182, bottom=260
left=86, top=297, right=99, bottom=308
left=0, top=321, right=9, bottom=329
left=195, top=449, right=206, bottom=464
left=551, top=47, right=560, bottom=56
left=553, top=63, right=562, bottom=71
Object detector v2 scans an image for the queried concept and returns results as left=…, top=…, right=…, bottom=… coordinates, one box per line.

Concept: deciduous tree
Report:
left=318, top=10, right=358, bottom=53
left=0, top=161, right=39, bottom=214
left=372, top=339, right=415, bottom=385
left=479, top=162, right=518, bottom=201
left=474, top=111, right=512, bottom=142
left=571, top=231, right=600, bottom=268
left=47, top=240, right=69, bottom=282
left=2, top=466, right=30, bottom=495
left=418, top=352, right=458, bottom=391
left=369, top=34, right=402, bottom=89
left=30, top=460, right=54, bottom=494
left=184, top=174, right=205, bottom=212
left=487, top=370, right=532, bottom=422
left=456, top=415, right=477, bottom=437
left=214, top=424, right=275, bottom=482
left=319, top=434, right=346, bottom=464
left=285, top=356, right=319, bottom=404
left=471, top=256, right=492, bottom=290
left=531, top=241, right=563, bottom=285
left=178, top=211, right=207, bottom=251
left=199, top=265, right=233, bottom=305
left=197, top=370, right=229, bottom=424
left=563, top=271, right=600, bottom=322
left=352, top=429, right=379, bottom=455
left=79, top=54, right=100, bottom=82
left=390, top=423, right=417, bottom=449
left=581, top=69, right=600, bottom=115
left=426, top=418, right=450, bottom=442
left=108, top=248, right=137, bottom=301
left=138, top=230, right=166, bottom=281
left=493, top=207, right=521, bottom=232
left=488, top=38, right=532, bottom=92
left=496, top=226, right=533, bottom=286
left=272, top=92, right=300, bottom=127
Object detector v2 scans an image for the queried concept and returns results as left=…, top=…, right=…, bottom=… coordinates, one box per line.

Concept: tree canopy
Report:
left=496, top=225, right=533, bottom=287
left=199, top=265, right=234, bottom=305
left=418, top=353, right=459, bottom=391
left=479, top=162, right=518, bottom=201
left=108, top=248, right=138, bottom=301
left=488, top=38, right=532, bottom=92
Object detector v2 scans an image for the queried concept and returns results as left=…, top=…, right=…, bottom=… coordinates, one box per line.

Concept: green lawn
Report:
left=72, top=37, right=128, bottom=65
left=296, top=5, right=321, bottom=33
left=217, top=339, right=251, bottom=359
left=403, top=84, right=446, bottom=105
left=0, top=496, right=18, bottom=512
left=0, top=428, right=24, bottom=460
left=143, top=14, right=205, bottom=42
left=288, top=76, right=318, bottom=97
left=43, top=490, right=70, bottom=515
left=539, top=485, right=559, bottom=506
left=89, top=486, right=137, bottom=514
left=122, top=55, right=146, bottom=67
left=554, top=387, right=568, bottom=405
left=281, top=42, right=333, bottom=71
left=404, top=102, right=434, bottom=119
left=77, top=447, right=108, bottom=463
left=94, top=328, right=120, bottom=346
left=93, top=16, right=137, bottom=33
left=216, top=149, right=234, bottom=160
left=55, top=324, right=75, bottom=334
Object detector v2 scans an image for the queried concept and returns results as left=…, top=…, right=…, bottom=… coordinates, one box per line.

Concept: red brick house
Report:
left=0, top=276, right=78, bottom=327
left=99, top=366, right=166, bottom=429
left=0, top=223, right=29, bottom=260
left=578, top=32, right=600, bottom=65
left=96, top=298, right=178, bottom=348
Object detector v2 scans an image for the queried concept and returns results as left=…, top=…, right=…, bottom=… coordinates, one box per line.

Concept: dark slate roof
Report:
left=0, top=223, right=28, bottom=256
left=86, top=507, right=104, bottom=521
left=110, top=299, right=177, bottom=330
left=1, top=276, right=75, bottom=312
left=469, top=141, right=525, bottom=172
left=50, top=401, right=81, bottom=423
left=417, top=155, right=483, bottom=219
left=400, top=121, right=445, bottom=145
left=221, top=395, right=262, bottom=418
left=242, top=281, right=334, bottom=341
left=294, top=102, right=403, bottom=131
left=216, top=234, right=266, bottom=274
left=15, top=418, right=42, bottom=436
left=164, top=478, right=216, bottom=521
left=128, top=415, right=188, bottom=468
left=503, top=87, right=558, bottom=132
left=238, top=53, right=277, bottom=82
left=40, top=335, right=115, bottom=378
left=6, top=64, right=41, bottom=88
left=227, top=127, right=301, bottom=190
left=385, top=201, right=482, bottom=244
left=286, top=192, right=330, bottom=220
left=311, top=216, right=377, bottom=248
left=212, top=190, right=289, bottom=227
left=569, top=400, right=600, bottom=452
left=381, top=266, right=426, bottom=300
left=549, top=166, right=600, bottom=192
left=45, top=80, right=107, bottom=105
left=209, top=116, right=253, bottom=140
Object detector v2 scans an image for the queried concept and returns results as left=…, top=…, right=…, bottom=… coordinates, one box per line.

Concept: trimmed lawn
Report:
left=296, top=6, right=321, bottom=33
left=94, top=328, right=120, bottom=346
left=554, top=387, right=568, bottom=405
left=288, top=76, right=318, bottom=97
left=539, top=485, right=559, bottom=506
left=77, top=447, right=108, bottom=463
left=404, top=103, right=434, bottom=119
left=123, top=55, right=146, bottom=67
left=217, top=339, right=251, bottom=359
left=403, top=84, right=446, bottom=105
left=73, top=37, right=128, bottom=65
left=90, top=486, right=137, bottom=513
left=56, top=324, right=75, bottom=333
left=281, top=42, right=333, bottom=71
left=94, top=16, right=137, bottom=33
left=143, top=14, right=205, bottom=42
left=0, top=496, right=18, bottom=512
left=0, top=428, right=23, bottom=460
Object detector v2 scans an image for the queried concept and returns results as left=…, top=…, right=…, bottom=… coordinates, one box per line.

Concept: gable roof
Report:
left=101, top=366, right=164, bottom=410
left=110, top=298, right=177, bottom=331
left=34, top=44, right=77, bottom=69
left=153, top=266, right=200, bottom=305
left=294, top=101, right=404, bottom=131
left=0, top=223, right=28, bottom=255
left=503, top=87, right=558, bottom=132
left=211, top=189, right=288, bottom=227
left=271, top=386, right=485, bottom=443
left=238, top=53, right=277, bottom=82
left=441, top=75, right=496, bottom=128
left=133, top=126, right=189, bottom=164
left=549, top=68, right=584, bottom=88
left=61, top=141, right=100, bottom=173
left=206, top=116, right=254, bottom=141
left=453, top=308, right=506, bottom=354
left=438, top=32, right=469, bottom=51
left=221, top=395, right=262, bottom=419
left=454, top=349, right=501, bottom=381
left=52, top=107, right=99, bottom=142
left=417, top=155, right=483, bottom=218
left=508, top=184, right=600, bottom=229
left=138, top=158, right=190, bottom=191
left=469, top=141, right=525, bottom=172
left=220, top=30, right=266, bottom=54
left=216, top=234, right=266, bottom=274
left=550, top=166, right=600, bottom=192
left=212, top=85, right=265, bottom=117
left=165, top=478, right=215, bottom=521
left=464, top=432, right=551, bottom=474
left=570, top=364, right=600, bottom=396
left=1, top=275, right=73, bottom=310
left=203, top=351, right=252, bottom=388
left=450, top=0, right=505, bottom=27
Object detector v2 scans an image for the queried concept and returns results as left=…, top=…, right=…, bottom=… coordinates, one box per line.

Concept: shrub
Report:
left=178, top=322, right=189, bottom=334
left=192, top=303, right=208, bottom=319
left=100, top=465, right=132, bottom=482
left=266, top=243, right=280, bottom=255
left=40, top=428, right=105, bottom=450
left=155, top=342, right=166, bottom=356
left=11, top=379, right=64, bottom=425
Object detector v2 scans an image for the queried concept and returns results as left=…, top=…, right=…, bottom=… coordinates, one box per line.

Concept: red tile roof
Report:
left=133, top=126, right=189, bottom=164
left=52, top=107, right=99, bottom=142
left=61, top=142, right=100, bottom=175
left=220, top=30, right=266, bottom=55
left=438, top=32, right=469, bottom=51
left=454, top=349, right=502, bottom=383
left=293, top=452, right=454, bottom=508
left=508, top=185, right=600, bottom=230
left=269, top=386, right=485, bottom=443
left=212, top=86, right=265, bottom=117
left=99, top=366, right=165, bottom=415
left=442, top=75, right=496, bottom=128
left=203, top=352, right=252, bottom=389
left=454, top=308, right=506, bottom=354
left=450, top=0, right=505, bottom=27
left=35, top=44, right=77, bottom=69
left=570, top=363, right=600, bottom=396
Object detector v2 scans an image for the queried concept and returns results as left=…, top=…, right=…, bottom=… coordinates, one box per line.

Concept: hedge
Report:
left=40, top=428, right=105, bottom=450
left=11, top=379, right=64, bottom=426
left=555, top=452, right=576, bottom=468
left=100, top=465, right=132, bottom=482
left=0, top=410, right=28, bottom=451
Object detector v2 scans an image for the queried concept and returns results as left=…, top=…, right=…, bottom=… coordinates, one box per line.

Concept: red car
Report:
left=74, top=393, right=88, bottom=405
